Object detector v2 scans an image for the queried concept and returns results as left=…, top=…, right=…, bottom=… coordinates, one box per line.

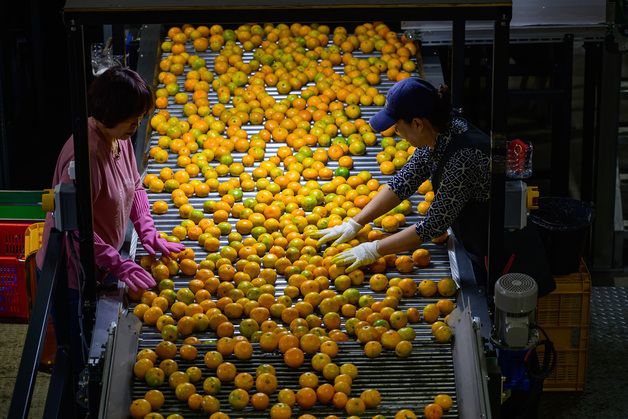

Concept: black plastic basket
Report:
left=529, top=197, right=594, bottom=275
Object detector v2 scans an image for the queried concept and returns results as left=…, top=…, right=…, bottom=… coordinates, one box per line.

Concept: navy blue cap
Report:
left=369, top=78, right=438, bottom=132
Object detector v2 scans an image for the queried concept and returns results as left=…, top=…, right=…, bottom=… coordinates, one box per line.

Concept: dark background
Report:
left=1, top=0, right=71, bottom=190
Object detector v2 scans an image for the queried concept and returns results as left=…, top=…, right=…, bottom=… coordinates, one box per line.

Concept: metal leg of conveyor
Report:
left=98, top=311, right=142, bottom=419
left=450, top=234, right=502, bottom=419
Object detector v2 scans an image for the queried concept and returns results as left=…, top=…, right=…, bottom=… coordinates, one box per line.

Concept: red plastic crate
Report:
left=0, top=222, right=30, bottom=257
left=0, top=256, right=29, bottom=319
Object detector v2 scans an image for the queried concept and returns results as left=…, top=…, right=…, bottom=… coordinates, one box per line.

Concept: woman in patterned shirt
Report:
left=312, top=77, right=491, bottom=281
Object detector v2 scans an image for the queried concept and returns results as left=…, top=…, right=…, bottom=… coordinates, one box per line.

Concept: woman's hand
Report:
left=94, top=233, right=155, bottom=292
left=114, top=260, right=155, bottom=292
left=131, top=189, right=184, bottom=257
left=309, top=219, right=363, bottom=246
left=141, top=231, right=184, bottom=257
left=331, top=241, right=381, bottom=273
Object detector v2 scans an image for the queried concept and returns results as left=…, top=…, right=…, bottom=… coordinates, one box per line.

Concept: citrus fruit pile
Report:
left=129, top=22, right=459, bottom=419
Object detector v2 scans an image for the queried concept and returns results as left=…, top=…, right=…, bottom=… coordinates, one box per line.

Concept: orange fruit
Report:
left=256, top=372, right=278, bottom=395
left=277, top=388, right=296, bottom=407
left=395, top=409, right=417, bottom=419
left=204, top=351, right=223, bottom=369
left=234, top=372, right=254, bottom=391
left=412, top=248, right=431, bottom=267
left=143, top=307, right=163, bottom=326
left=284, top=347, right=305, bottom=368
left=177, top=315, right=196, bottom=336
left=129, top=399, right=151, bottom=418
left=134, top=358, right=154, bottom=379
left=270, top=402, right=292, bottom=419
left=311, top=352, right=331, bottom=372
left=188, top=393, right=203, bottom=411
left=174, top=382, right=196, bottom=401
left=298, top=372, right=319, bottom=389
left=369, top=273, right=388, bottom=292
left=144, top=367, right=165, bottom=387
left=228, top=388, right=249, bottom=410
left=155, top=340, right=177, bottom=359
left=395, top=255, right=414, bottom=273
left=433, top=394, right=453, bottom=411
left=251, top=392, right=270, bottom=410
left=433, top=325, right=453, bottom=343
left=296, top=387, right=317, bottom=409
left=201, top=395, right=220, bottom=414
left=437, top=277, right=457, bottom=297
left=418, top=179, right=432, bottom=194
left=259, top=331, right=279, bottom=352
left=417, top=201, right=430, bottom=215
left=360, top=389, right=381, bottom=408
left=364, top=340, right=382, bottom=358
left=168, top=370, right=189, bottom=389
left=345, top=397, right=366, bottom=416
left=395, top=340, right=413, bottom=358
left=316, top=382, right=335, bottom=404
left=423, top=304, right=440, bottom=323
left=203, top=377, right=221, bottom=396
left=234, top=340, right=253, bottom=360
left=278, top=334, right=300, bottom=353
left=159, top=359, right=178, bottom=377
left=332, top=391, right=348, bottom=409
left=398, top=277, right=417, bottom=297
left=418, top=280, right=438, bottom=297
left=437, top=299, right=455, bottom=316
left=424, top=403, right=444, bottom=419
left=381, top=330, right=402, bottom=350
left=320, top=339, right=339, bottom=358
left=179, top=344, right=198, bottom=361
left=300, top=333, right=321, bottom=354
left=144, top=389, right=164, bottom=410
left=216, top=362, right=237, bottom=382
left=380, top=215, right=399, bottom=232
left=406, top=307, right=421, bottom=323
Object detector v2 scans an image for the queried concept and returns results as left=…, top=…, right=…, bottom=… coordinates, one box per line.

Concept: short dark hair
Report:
left=402, top=84, right=451, bottom=132
left=87, top=66, right=153, bottom=128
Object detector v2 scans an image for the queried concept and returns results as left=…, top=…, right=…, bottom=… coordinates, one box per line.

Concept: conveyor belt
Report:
left=131, top=26, right=459, bottom=417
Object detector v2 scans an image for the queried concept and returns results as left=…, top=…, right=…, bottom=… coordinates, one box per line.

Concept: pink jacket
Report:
left=36, top=118, right=142, bottom=289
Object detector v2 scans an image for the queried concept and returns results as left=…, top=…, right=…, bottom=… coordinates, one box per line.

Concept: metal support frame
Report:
left=452, top=19, right=466, bottom=114
left=580, top=41, right=603, bottom=202
left=134, top=24, right=162, bottom=174
left=592, top=38, right=622, bottom=269
left=111, top=24, right=125, bottom=60
left=61, top=2, right=512, bottom=416
left=67, top=20, right=97, bottom=348
left=485, top=18, right=510, bottom=297
left=487, top=17, right=510, bottom=294
left=550, top=34, right=574, bottom=196
left=9, top=230, right=77, bottom=419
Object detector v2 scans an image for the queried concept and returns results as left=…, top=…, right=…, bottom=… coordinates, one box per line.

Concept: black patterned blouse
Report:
left=388, top=117, right=491, bottom=241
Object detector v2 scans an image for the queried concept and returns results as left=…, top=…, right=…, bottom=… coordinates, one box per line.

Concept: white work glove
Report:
left=309, top=219, right=363, bottom=246
left=331, top=241, right=381, bottom=273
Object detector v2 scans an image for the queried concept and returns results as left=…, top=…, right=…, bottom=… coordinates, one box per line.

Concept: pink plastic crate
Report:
left=0, top=256, right=28, bottom=319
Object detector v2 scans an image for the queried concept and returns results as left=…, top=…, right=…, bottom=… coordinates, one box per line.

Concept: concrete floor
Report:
left=0, top=323, right=50, bottom=419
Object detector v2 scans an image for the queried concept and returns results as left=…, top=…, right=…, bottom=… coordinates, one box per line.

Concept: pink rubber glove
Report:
left=94, top=233, right=155, bottom=292
left=131, top=189, right=184, bottom=257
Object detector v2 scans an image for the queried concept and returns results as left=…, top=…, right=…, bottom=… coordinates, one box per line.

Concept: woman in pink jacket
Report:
left=36, top=66, right=183, bottom=386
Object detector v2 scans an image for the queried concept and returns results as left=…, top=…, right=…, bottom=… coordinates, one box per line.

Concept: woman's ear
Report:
left=412, top=117, right=424, bottom=131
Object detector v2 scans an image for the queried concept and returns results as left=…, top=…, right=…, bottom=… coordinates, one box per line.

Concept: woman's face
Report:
left=395, top=118, right=422, bottom=147
left=104, top=115, right=142, bottom=140
left=395, top=117, right=436, bottom=148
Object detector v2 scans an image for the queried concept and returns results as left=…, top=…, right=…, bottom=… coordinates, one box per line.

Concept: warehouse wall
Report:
left=0, top=0, right=70, bottom=190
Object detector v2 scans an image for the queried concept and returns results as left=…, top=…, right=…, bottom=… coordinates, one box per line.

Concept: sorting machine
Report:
left=10, top=1, right=518, bottom=418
